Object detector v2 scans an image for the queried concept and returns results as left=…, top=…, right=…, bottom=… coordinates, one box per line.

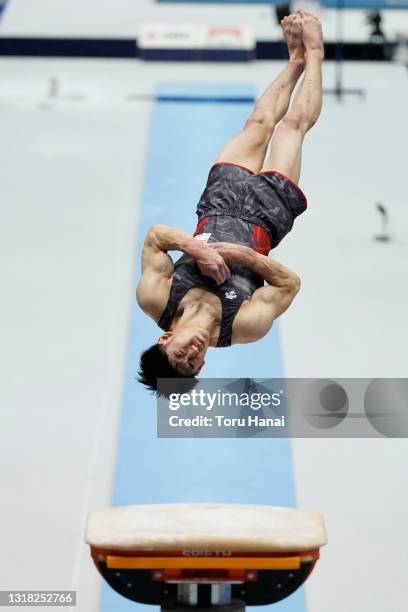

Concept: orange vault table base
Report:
left=86, top=503, right=327, bottom=611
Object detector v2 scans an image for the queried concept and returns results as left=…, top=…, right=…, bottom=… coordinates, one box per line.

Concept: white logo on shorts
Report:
left=194, top=233, right=211, bottom=242
left=225, top=290, right=237, bottom=300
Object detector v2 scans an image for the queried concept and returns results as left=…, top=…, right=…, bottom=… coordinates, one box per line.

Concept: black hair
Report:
left=137, top=344, right=198, bottom=397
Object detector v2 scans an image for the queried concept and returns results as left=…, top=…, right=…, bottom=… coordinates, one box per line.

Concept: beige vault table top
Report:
left=86, top=503, right=327, bottom=553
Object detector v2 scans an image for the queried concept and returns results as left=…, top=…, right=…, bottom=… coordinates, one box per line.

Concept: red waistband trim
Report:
left=194, top=216, right=210, bottom=236
left=194, top=217, right=272, bottom=255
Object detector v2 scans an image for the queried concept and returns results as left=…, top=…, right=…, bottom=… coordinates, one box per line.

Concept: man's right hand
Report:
left=193, top=243, right=230, bottom=285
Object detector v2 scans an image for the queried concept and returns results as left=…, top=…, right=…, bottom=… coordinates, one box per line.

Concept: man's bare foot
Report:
left=296, top=9, right=324, bottom=59
left=281, top=14, right=305, bottom=65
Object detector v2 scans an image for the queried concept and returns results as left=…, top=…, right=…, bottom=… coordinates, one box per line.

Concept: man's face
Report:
left=157, top=328, right=208, bottom=375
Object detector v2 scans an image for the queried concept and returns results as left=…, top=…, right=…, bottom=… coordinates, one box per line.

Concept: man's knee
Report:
left=280, top=109, right=310, bottom=135
left=244, top=108, right=275, bottom=142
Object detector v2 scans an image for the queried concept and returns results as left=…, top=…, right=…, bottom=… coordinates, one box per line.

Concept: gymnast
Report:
left=136, top=10, right=323, bottom=392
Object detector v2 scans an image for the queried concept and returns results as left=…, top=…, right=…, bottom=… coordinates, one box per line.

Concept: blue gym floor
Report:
left=102, top=83, right=302, bottom=612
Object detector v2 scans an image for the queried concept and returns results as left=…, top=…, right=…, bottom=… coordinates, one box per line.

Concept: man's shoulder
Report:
left=136, top=274, right=172, bottom=323
left=231, top=297, right=274, bottom=345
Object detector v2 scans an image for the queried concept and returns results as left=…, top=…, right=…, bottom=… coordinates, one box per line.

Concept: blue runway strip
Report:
left=156, top=96, right=255, bottom=103
left=101, top=83, right=305, bottom=612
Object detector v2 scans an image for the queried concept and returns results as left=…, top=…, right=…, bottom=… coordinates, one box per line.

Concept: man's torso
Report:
left=158, top=215, right=271, bottom=347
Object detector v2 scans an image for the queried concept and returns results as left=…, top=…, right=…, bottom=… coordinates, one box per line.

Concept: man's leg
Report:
left=215, top=14, right=305, bottom=173
left=261, top=10, right=324, bottom=184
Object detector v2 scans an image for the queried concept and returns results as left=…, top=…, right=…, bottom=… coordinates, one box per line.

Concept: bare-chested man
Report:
left=136, top=10, right=324, bottom=393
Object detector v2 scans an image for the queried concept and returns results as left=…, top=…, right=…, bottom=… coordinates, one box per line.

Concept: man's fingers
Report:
left=197, top=249, right=230, bottom=284
left=207, top=264, right=230, bottom=284
left=213, top=268, right=224, bottom=285
left=217, top=263, right=230, bottom=284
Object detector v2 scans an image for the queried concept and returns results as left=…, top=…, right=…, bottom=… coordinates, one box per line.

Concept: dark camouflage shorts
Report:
left=196, top=162, right=307, bottom=248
